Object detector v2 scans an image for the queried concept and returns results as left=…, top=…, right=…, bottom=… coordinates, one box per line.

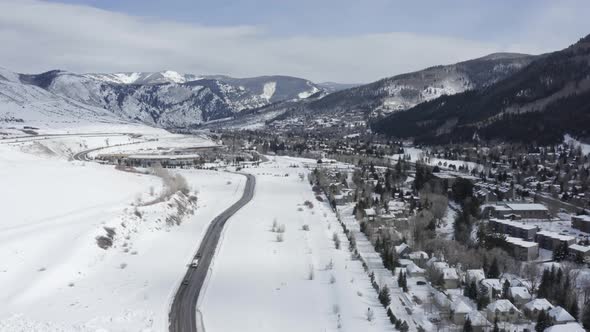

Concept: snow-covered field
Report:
left=201, top=156, right=391, bottom=332
left=0, top=132, right=245, bottom=331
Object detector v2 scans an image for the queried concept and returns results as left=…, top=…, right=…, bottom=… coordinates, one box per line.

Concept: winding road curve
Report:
left=169, top=173, right=256, bottom=332
left=72, top=138, right=256, bottom=332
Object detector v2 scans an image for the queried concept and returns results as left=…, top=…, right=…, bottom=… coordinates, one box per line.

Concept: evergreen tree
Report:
left=488, top=257, right=500, bottom=279
left=570, top=299, right=580, bottom=320
left=492, top=317, right=499, bottom=332
left=535, top=310, right=550, bottom=332
left=378, top=285, right=391, bottom=307
left=502, top=279, right=511, bottom=299
left=463, top=317, right=473, bottom=332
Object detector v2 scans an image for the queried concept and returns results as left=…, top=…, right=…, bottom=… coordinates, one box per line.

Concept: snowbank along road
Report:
left=169, top=173, right=256, bottom=332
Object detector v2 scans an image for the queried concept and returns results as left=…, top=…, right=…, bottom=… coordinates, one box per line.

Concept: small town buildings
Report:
left=572, top=214, right=590, bottom=233
left=408, top=251, right=429, bottom=266
left=488, top=218, right=538, bottom=241
left=536, top=231, right=576, bottom=251
left=485, top=299, right=522, bottom=323
left=505, top=237, right=539, bottom=261
left=364, top=208, right=376, bottom=222
left=508, top=287, right=532, bottom=307
left=480, top=279, right=502, bottom=300
left=466, top=311, right=491, bottom=332
left=406, top=262, right=426, bottom=278
left=569, top=244, right=590, bottom=262
left=395, top=243, right=411, bottom=257
left=465, top=269, right=486, bottom=286
left=442, top=268, right=460, bottom=289
left=483, top=203, right=550, bottom=219
left=523, top=298, right=553, bottom=320
left=451, top=300, right=472, bottom=325
left=548, top=306, right=576, bottom=325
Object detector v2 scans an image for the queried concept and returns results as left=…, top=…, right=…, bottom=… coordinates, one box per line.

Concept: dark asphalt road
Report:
left=169, top=173, right=256, bottom=332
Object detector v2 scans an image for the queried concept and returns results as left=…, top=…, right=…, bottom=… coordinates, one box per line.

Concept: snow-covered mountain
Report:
left=10, top=69, right=325, bottom=129
left=0, top=67, right=128, bottom=130
left=304, top=53, right=535, bottom=118
left=84, top=71, right=201, bottom=85
left=200, top=53, right=536, bottom=130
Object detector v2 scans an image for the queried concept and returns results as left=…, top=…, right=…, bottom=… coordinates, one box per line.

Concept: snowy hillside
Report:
left=8, top=68, right=326, bottom=129
left=0, top=68, right=130, bottom=132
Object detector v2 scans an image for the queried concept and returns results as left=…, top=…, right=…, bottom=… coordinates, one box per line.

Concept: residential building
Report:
left=489, top=218, right=538, bottom=241
left=505, top=237, right=539, bottom=261
left=523, top=298, right=554, bottom=320
left=485, top=299, right=522, bottom=323
left=572, top=214, right=590, bottom=233
left=536, top=231, right=576, bottom=251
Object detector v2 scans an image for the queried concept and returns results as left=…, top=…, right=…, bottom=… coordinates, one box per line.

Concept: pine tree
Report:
left=570, top=299, right=580, bottom=320
left=492, top=317, right=499, bottom=332
left=502, top=279, right=511, bottom=299
left=488, top=257, right=500, bottom=278
left=463, top=317, right=473, bottom=332
left=535, top=310, right=549, bottom=332
left=379, top=285, right=391, bottom=307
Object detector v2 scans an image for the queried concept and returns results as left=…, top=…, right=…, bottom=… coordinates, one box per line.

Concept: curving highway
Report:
left=169, top=173, right=256, bottom=332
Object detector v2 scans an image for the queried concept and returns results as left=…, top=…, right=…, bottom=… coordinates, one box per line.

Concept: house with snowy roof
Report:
left=465, top=310, right=491, bottom=332
left=465, top=269, right=486, bottom=285
left=485, top=299, right=522, bottom=323
left=548, top=306, right=576, bottom=325
left=406, top=262, right=426, bottom=278
left=508, top=286, right=531, bottom=307
left=394, top=243, right=411, bottom=257
left=408, top=251, right=429, bottom=265
left=523, top=298, right=553, bottom=320
left=442, top=267, right=460, bottom=289
left=450, top=300, right=473, bottom=325
left=569, top=243, right=590, bottom=262
left=479, top=279, right=502, bottom=300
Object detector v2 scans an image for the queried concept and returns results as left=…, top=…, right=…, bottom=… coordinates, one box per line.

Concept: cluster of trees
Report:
left=538, top=266, right=579, bottom=319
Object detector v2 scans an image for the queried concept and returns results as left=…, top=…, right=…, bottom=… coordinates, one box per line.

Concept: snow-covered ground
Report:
left=201, top=156, right=392, bottom=332
left=0, top=131, right=245, bottom=331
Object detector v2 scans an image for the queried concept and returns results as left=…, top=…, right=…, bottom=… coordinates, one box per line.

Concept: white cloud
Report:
left=0, top=0, right=585, bottom=83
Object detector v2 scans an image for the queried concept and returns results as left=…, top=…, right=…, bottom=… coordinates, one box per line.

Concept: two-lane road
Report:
left=169, top=173, right=256, bottom=332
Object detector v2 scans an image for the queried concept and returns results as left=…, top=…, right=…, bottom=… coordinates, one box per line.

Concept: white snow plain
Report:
left=201, top=156, right=391, bottom=332
left=0, top=133, right=245, bottom=331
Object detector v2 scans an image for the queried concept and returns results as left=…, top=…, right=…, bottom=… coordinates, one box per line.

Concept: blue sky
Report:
left=1, top=0, right=589, bottom=82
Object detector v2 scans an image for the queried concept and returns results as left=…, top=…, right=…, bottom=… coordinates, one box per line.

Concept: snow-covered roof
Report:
left=548, top=306, right=575, bottom=322
left=481, top=278, right=502, bottom=290
left=408, top=251, right=428, bottom=260
left=505, top=203, right=548, bottom=211
left=506, top=236, right=539, bottom=248
left=395, top=243, right=410, bottom=254
left=509, top=286, right=531, bottom=300
left=442, top=267, right=459, bottom=280
left=452, top=300, right=472, bottom=314
left=524, top=298, right=553, bottom=312
left=433, top=261, right=449, bottom=271
left=490, top=218, right=538, bottom=230
left=466, top=269, right=486, bottom=283
left=406, top=262, right=425, bottom=274
left=487, top=299, right=518, bottom=313
left=544, top=322, right=585, bottom=332
left=536, top=230, right=575, bottom=242
left=466, top=311, right=490, bottom=326
left=364, top=208, right=376, bottom=216
left=569, top=244, right=590, bottom=253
